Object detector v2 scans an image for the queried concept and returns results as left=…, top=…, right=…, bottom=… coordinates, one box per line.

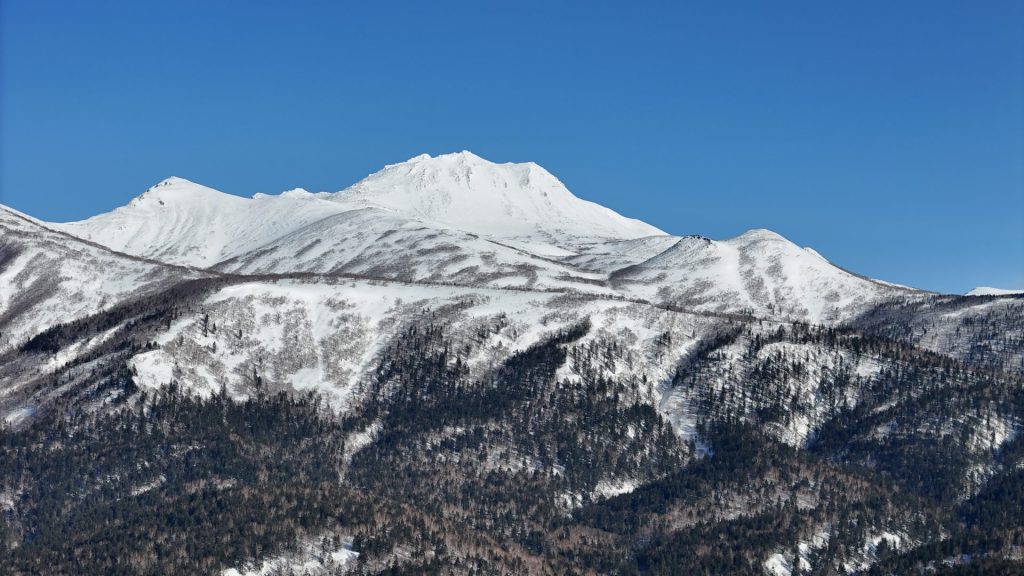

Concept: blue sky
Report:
left=1, top=1, right=1021, bottom=293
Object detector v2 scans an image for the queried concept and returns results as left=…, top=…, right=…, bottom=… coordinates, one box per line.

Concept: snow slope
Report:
left=56, top=153, right=664, bottom=275
left=57, top=177, right=352, bottom=268
left=52, top=154, right=671, bottom=294
left=560, top=235, right=681, bottom=274
left=966, top=286, right=1024, bottom=296
left=331, top=151, right=664, bottom=241
left=129, top=277, right=717, bottom=412
left=0, top=206, right=194, bottom=351
left=612, top=229, right=916, bottom=324
left=212, top=206, right=615, bottom=293
left=47, top=152, right=926, bottom=324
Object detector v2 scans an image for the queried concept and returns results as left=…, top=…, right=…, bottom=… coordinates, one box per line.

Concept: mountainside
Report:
left=612, top=230, right=918, bottom=324
left=52, top=152, right=912, bottom=325
left=0, top=205, right=198, bottom=355
left=967, top=286, right=1024, bottom=296
left=211, top=207, right=615, bottom=293
left=57, top=176, right=352, bottom=268
left=332, top=151, right=664, bottom=241
left=1, top=152, right=1022, bottom=575
left=58, top=152, right=663, bottom=271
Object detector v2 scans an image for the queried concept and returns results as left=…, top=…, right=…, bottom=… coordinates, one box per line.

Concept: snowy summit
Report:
left=966, top=286, right=1024, bottom=296
left=332, top=151, right=664, bottom=240
left=41, top=151, right=924, bottom=325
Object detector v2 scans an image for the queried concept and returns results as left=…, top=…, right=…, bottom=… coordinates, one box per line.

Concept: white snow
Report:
left=842, top=530, right=908, bottom=573
left=131, top=475, right=166, bottom=497
left=38, top=152, right=929, bottom=329
left=332, top=151, right=664, bottom=241
left=3, top=407, right=33, bottom=426
left=0, top=206, right=193, bottom=351
left=130, top=279, right=585, bottom=407
left=54, top=153, right=664, bottom=278
left=765, top=552, right=795, bottom=576
left=57, top=176, right=353, bottom=269
left=0, top=151, right=1014, bottom=576
left=615, top=229, right=916, bottom=324
left=966, top=286, right=1024, bottom=296
left=221, top=535, right=358, bottom=576
left=594, top=479, right=640, bottom=498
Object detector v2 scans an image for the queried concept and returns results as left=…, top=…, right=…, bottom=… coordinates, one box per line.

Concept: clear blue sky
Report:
left=1, top=1, right=1021, bottom=293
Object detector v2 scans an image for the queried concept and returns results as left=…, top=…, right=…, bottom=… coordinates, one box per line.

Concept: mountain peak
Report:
left=387, top=150, right=485, bottom=169
left=332, top=152, right=663, bottom=240
left=732, top=228, right=789, bottom=243
left=390, top=150, right=533, bottom=175
left=966, top=286, right=1024, bottom=296
left=135, top=176, right=228, bottom=202
left=152, top=176, right=194, bottom=187
left=431, top=150, right=484, bottom=162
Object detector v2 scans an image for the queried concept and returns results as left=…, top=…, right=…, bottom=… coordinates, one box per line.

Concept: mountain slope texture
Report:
left=1, top=151, right=1021, bottom=575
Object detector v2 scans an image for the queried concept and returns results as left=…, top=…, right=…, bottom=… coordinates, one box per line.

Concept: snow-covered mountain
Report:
left=966, top=286, right=1024, bottom=296
left=57, top=176, right=352, bottom=269
left=0, top=205, right=198, bottom=353
left=58, top=152, right=663, bottom=269
left=611, top=229, right=916, bottom=323
left=332, top=151, right=664, bottom=241
left=3, top=151, right=1023, bottom=575
left=49, top=151, right=918, bottom=324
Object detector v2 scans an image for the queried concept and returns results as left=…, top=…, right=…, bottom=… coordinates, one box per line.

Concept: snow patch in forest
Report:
left=594, top=479, right=639, bottom=499
left=3, top=407, right=33, bottom=426
left=221, top=536, right=358, bottom=576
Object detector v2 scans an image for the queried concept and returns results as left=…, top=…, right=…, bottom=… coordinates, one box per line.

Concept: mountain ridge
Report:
left=330, top=151, right=666, bottom=240
left=967, top=286, right=1024, bottom=296
left=1, top=152, right=1022, bottom=575
left=36, top=151, right=926, bottom=325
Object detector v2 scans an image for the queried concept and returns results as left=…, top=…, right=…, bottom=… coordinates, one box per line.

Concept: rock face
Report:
left=1, top=152, right=1022, bottom=575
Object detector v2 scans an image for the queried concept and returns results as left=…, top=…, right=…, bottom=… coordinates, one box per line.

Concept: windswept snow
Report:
left=57, top=177, right=353, bottom=268
left=332, top=151, right=664, bottom=241
left=128, top=277, right=719, bottom=426
left=966, top=286, right=1024, bottom=296
left=0, top=206, right=193, bottom=351
left=612, top=229, right=915, bottom=324
left=56, top=152, right=664, bottom=274
left=41, top=151, right=931, bottom=326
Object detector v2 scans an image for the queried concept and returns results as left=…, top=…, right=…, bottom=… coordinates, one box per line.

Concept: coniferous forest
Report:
left=2, top=281, right=1023, bottom=574
left=4, top=3, right=1023, bottom=573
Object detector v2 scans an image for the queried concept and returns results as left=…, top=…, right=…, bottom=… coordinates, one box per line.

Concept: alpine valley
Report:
left=1, top=151, right=1022, bottom=575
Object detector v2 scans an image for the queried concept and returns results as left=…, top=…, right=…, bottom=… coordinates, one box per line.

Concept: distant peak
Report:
left=332, top=151, right=663, bottom=240
left=399, top=150, right=514, bottom=168
left=344, top=150, right=569, bottom=203
left=966, top=286, right=1024, bottom=297
left=437, top=150, right=484, bottom=161
left=735, top=228, right=788, bottom=242
left=149, top=176, right=196, bottom=189
left=130, top=176, right=236, bottom=208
